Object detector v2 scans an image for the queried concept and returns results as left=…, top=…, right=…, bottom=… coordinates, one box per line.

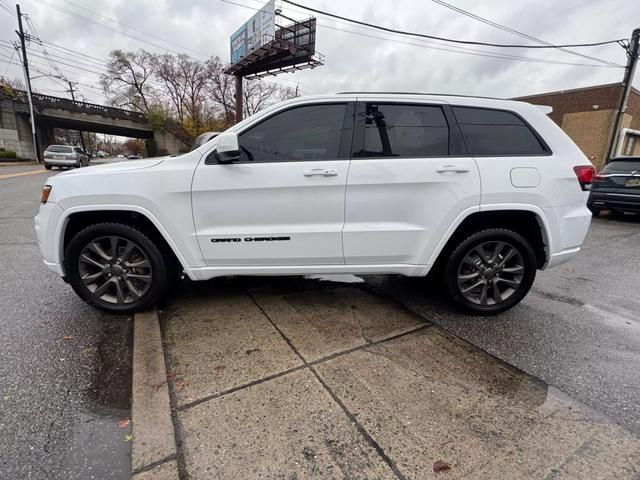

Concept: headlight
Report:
left=41, top=185, right=52, bottom=204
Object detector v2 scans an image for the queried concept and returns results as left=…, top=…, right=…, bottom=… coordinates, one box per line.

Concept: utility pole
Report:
left=15, top=4, right=41, bottom=163
left=66, top=81, right=87, bottom=152
left=234, top=74, right=243, bottom=123
left=607, top=27, right=640, bottom=161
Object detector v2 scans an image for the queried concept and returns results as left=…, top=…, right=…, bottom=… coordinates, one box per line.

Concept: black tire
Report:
left=44, top=163, right=52, bottom=170
left=64, top=222, right=169, bottom=314
left=444, top=228, right=537, bottom=315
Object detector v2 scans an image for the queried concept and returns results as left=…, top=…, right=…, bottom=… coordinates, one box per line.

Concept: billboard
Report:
left=230, top=0, right=275, bottom=64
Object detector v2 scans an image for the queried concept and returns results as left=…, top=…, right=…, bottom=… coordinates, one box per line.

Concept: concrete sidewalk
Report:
left=133, top=278, right=640, bottom=479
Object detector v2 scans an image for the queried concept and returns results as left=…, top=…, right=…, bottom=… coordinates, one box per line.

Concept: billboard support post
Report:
left=226, top=0, right=324, bottom=125
left=235, top=74, right=243, bottom=123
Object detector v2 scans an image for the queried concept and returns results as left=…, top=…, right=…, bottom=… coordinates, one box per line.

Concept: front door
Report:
left=343, top=101, right=481, bottom=266
left=192, top=102, right=354, bottom=266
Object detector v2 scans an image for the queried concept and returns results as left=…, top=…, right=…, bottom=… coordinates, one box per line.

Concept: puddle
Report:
left=63, top=317, right=133, bottom=479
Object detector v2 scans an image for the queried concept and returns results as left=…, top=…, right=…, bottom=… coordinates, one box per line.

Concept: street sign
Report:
left=230, top=0, right=275, bottom=64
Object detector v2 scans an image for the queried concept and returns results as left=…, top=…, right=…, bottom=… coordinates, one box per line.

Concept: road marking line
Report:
left=0, top=169, right=47, bottom=180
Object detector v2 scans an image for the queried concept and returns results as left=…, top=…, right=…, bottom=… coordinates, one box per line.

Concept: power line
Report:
left=29, top=0, right=202, bottom=57
left=431, top=0, right=623, bottom=67
left=25, top=15, right=73, bottom=87
left=221, top=0, right=622, bottom=69
left=60, top=0, right=210, bottom=59
left=281, top=0, right=626, bottom=49
left=0, top=0, right=16, bottom=17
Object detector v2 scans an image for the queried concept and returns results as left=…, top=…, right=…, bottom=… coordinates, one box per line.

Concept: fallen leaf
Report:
left=152, top=381, right=166, bottom=391
left=63, top=336, right=74, bottom=341
left=118, top=418, right=130, bottom=429
left=433, top=460, right=451, bottom=473
left=124, top=434, right=134, bottom=442
left=175, top=381, right=191, bottom=392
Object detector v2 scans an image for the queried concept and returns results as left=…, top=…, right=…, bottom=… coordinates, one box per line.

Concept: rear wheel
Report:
left=588, top=204, right=601, bottom=217
left=444, top=228, right=537, bottom=315
left=64, top=223, right=169, bottom=314
left=44, top=163, right=52, bottom=170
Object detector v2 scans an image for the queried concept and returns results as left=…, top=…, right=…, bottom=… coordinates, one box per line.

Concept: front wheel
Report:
left=64, top=223, right=169, bottom=314
left=444, top=229, right=537, bottom=315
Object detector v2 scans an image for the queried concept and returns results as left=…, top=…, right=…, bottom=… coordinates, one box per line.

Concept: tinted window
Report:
left=355, top=103, right=449, bottom=157
left=453, top=107, right=547, bottom=156
left=46, top=146, right=73, bottom=153
left=239, top=104, right=348, bottom=162
left=602, top=159, right=640, bottom=173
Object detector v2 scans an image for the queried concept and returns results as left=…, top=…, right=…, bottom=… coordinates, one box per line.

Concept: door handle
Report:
left=303, top=168, right=338, bottom=177
left=436, top=165, right=470, bottom=173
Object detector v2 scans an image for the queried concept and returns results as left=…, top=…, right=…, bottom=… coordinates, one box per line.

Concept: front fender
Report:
left=54, top=204, right=200, bottom=280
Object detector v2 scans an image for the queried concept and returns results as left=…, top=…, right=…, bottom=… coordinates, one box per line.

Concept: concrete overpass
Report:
left=0, top=90, right=189, bottom=159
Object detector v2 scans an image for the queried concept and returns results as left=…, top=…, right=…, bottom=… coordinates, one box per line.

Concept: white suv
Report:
left=35, top=93, right=594, bottom=315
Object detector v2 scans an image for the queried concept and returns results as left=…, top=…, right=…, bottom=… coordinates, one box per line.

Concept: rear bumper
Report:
left=588, top=191, right=640, bottom=212
left=546, top=247, right=581, bottom=269
left=44, top=158, right=78, bottom=166
left=541, top=203, right=592, bottom=270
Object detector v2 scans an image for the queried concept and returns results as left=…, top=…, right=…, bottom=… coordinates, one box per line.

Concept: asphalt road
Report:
left=0, top=164, right=131, bottom=480
left=367, top=213, right=640, bottom=436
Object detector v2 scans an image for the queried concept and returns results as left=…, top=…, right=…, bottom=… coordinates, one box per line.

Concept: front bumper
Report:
left=35, top=201, right=65, bottom=276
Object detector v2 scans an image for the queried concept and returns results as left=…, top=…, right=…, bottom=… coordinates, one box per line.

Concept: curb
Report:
left=131, top=309, right=179, bottom=479
left=0, top=161, right=39, bottom=167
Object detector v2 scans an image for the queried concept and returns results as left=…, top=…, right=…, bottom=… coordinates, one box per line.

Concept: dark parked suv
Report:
left=588, top=157, right=640, bottom=216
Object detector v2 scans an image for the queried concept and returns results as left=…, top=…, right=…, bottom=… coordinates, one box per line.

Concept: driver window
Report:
left=239, top=103, right=348, bottom=162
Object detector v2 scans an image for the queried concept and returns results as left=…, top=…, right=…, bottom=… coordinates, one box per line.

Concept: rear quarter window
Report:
left=46, top=146, right=73, bottom=153
left=602, top=160, right=640, bottom=173
left=453, top=106, right=548, bottom=156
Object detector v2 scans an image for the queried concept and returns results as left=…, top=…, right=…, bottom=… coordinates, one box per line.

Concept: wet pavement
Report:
left=157, top=278, right=640, bottom=479
left=366, top=213, right=640, bottom=436
left=0, top=165, right=132, bottom=479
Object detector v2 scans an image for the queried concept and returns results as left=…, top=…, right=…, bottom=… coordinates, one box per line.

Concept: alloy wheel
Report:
left=77, top=236, right=153, bottom=305
left=456, top=241, right=525, bottom=306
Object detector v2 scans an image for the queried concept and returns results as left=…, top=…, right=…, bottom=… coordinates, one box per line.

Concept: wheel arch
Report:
left=57, top=206, right=189, bottom=277
left=428, top=205, right=551, bottom=273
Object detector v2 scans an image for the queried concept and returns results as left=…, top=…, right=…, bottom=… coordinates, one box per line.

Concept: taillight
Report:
left=573, top=165, right=595, bottom=191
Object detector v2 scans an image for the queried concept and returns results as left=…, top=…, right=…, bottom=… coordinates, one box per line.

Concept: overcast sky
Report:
left=0, top=0, right=636, bottom=105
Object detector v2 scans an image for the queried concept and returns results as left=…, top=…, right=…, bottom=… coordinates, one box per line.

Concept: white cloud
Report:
left=0, top=0, right=635, bottom=103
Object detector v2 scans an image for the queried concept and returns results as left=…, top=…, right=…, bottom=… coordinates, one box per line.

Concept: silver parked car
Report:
left=43, top=145, right=90, bottom=170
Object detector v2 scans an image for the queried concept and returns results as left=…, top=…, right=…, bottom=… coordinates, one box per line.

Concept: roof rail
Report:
left=336, top=91, right=508, bottom=101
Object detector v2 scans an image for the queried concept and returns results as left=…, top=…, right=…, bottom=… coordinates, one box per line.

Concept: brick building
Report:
left=515, top=83, right=640, bottom=169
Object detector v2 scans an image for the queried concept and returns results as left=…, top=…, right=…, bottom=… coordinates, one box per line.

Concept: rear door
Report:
left=192, top=102, right=354, bottom=267
left=343, top=101, right=481, bottom=265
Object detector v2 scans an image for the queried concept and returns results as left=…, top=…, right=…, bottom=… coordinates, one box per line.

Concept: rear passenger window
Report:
left=354, top=103, right=449, bottom=157
left=453, top=107, right=548, bottom=156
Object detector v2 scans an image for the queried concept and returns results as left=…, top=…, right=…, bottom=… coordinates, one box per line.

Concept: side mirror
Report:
left=205, top=132, right=241, bottom=165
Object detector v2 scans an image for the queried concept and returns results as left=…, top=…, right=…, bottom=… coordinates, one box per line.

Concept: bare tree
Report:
left=153, top=53, right=209, bottom=136
left=243, top=79, right=296, bottom=116
left=101, top=50, right=156, bottom=113
left=205, top=57, right=236, bottom=127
